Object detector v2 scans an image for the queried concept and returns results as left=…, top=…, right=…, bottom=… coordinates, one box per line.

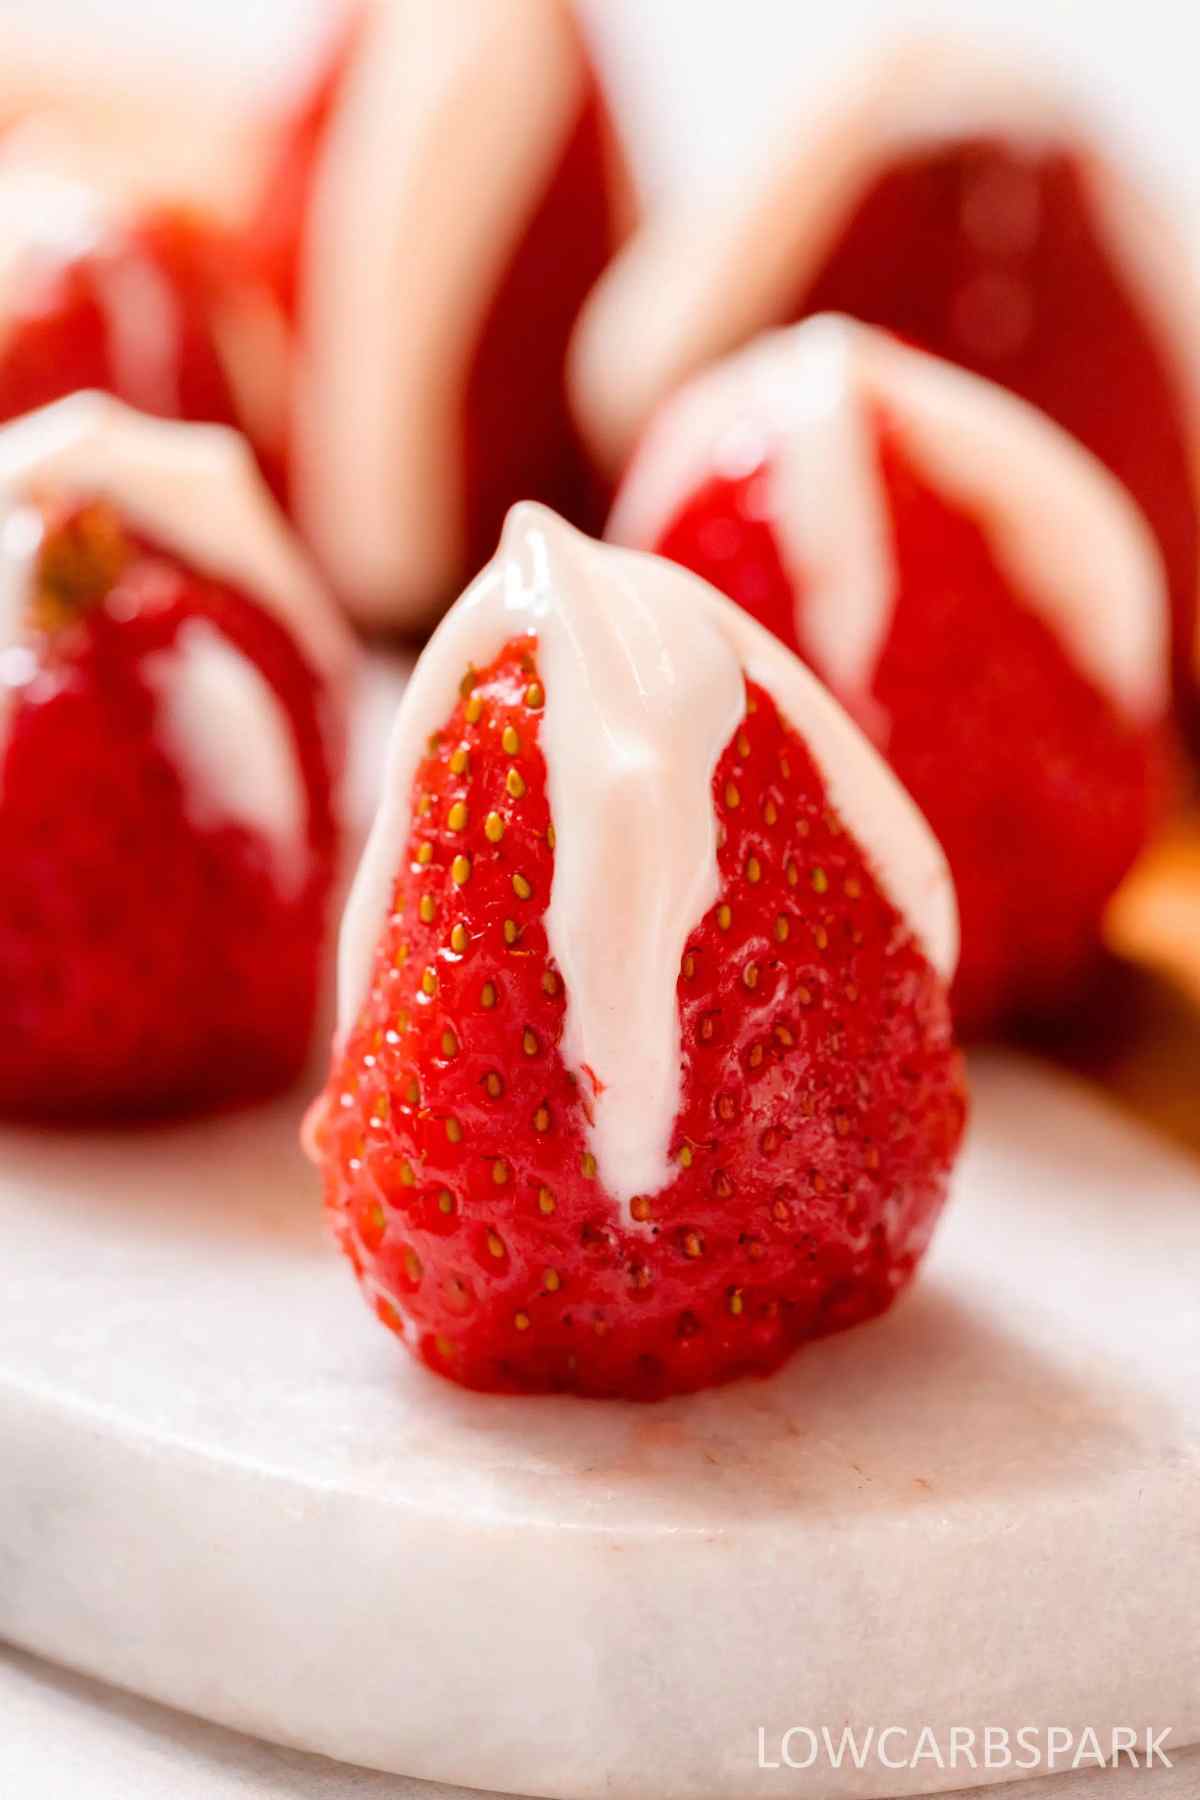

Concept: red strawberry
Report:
left=570, top=44, right=1199, bottom=716
left=611, top=321, right=1169, bottom=1037
left=0, top=395, right=349, bottom=1119
left=308, top=506, right=965, bottom=1400
left=795, top=137, right=1197, bottom=713
left=0, top=164, right=287, bottom=490
left=246, top=0, right=630, bottom=627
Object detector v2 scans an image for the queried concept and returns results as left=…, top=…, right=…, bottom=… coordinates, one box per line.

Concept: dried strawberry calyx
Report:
left=28, top=501, right=133, bottom=634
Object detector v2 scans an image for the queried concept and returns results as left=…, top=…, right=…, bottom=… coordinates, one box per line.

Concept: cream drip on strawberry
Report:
left=0, top=393, right=351, bottom=684
left=569, top=39, right=1200, bottom=484
left=339, top=503, right=957, bottom=1206
left=145, top=620, right=309, bottom=896
left=290, top=0, right=588, bottom=626
left=0, top=394, right=352, bottom=861
left=0, top=163, right=181, bottom=404
left=0, top=167, right=105, bottom=327
left=608, top=317, right=1170, bottom=724
left=0, top=157, right=215, bottom=420
left=0, top=152, right=290, bottom=468
left=0, top=502, right=42, bottom=702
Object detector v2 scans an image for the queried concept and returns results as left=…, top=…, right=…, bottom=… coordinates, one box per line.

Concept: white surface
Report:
left=0, top=1644, right=459, bottom=1799
left=1, top=1056, right=1197, bottom=1800
left=4, top=1645, right=1197, bottom=1800
left=338, top=505, right=957, bottom=1203
left=609, top=319, right=1169, bottom=722
left=10, top=1, right=1200, bottom=211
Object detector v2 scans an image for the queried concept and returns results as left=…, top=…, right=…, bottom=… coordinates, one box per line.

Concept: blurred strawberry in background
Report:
left=0, top=396, right=352, bottom=1119
left=245, top=0, right=635, bottom=632
left=573, top=41, right=1200, bottom=729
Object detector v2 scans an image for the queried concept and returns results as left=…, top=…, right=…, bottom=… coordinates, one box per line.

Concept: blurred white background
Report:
left=7, top=0, right=1200, bottom=231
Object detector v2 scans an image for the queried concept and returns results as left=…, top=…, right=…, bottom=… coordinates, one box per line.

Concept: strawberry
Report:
left=569, top=45, right=1199, bottom=717
left=0, top=397, right=348, bottom=1119
left=612, top=322, right=1168, bottom=1037
left=0, top=166, right=287, bottom=491
left=794, top=135, right=1198, bottom=712
left=308, top=506, right=965, bottom=1400
left=247, top=0, right=629, bottom=627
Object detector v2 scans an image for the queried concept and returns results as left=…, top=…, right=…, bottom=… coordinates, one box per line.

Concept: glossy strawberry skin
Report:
left=0, top=532, right=336, bottom=1120
left=312, top=641, right=965, bottom=1400
left=794, top=142, right=1198, bottom=709
left=654, top=425, right=1164, bottom=1037
left=0, top=209, right=245, bottom=435
left=249, top=32, right=620, bottom=567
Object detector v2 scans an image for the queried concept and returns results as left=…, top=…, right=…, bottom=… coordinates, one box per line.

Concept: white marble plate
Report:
left=3, top=1641, right=1198, bottom=1800
left=1, top=1054, right=1197, bottom=1799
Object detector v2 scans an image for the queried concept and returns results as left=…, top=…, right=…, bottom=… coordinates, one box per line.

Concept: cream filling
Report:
left=0, top=166, right=109, bottom=361
left=145, top=619, right=309, bottom=894
left=0, top=503, right=43, bottom=737
left=339, top=503, right=957, bottom=1208
left=0, top=393, right=352, bottom=685
left=291, top=0, right=586, bottom=627
left=0, top=396, right=353, bottom=861
left=608, top=318, right=1169, bottom=724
